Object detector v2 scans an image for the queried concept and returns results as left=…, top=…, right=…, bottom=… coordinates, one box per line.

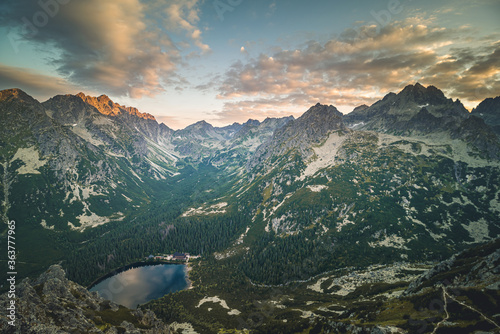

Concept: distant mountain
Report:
left=344, top=83, right=500, bottom=159
left=231, top=117, right=293, bottom=148
left=344, top=83, right=469, bottom=133
left=173, top=120, right=232, bottom=159
left=0, top=88, right=295, bottom=235
left=214, top=88, right=500, bottom=285
left=472, top=96, right=500, bottom=136
left=248, top=103, right=345, bottom=171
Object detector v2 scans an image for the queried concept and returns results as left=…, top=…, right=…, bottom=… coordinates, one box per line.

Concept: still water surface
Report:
left=89, top=264, right=188, bottom=308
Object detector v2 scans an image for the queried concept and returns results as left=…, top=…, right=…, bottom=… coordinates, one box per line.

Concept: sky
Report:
left=0, top=0, right=499, bottom=129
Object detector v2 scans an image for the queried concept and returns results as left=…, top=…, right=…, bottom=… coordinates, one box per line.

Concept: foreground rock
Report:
left=0, top=265, right=172, bottom=333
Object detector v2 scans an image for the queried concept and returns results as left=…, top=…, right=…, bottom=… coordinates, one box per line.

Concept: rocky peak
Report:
left=397, top=83, right=447, bottom=105
left=352, top=104, right=369, bottom=113
left=247, top=104, right=345, bottom=170
left=35, top=264, right=67, bottom=284
left=244, top=119, right=261, bottom=127
left=76, top=92, right=119, bottom=116
left=261, top=116, right=294, bottom=126
left=300, top=103, right=343, bottom=121
left=76, top=92, right=156, bottom=121
left=344, top=83, right=471, bottom=134
left=188, top=120, right=213, bottom=130
left=472, top=96, right=500, bottom=115
left=0, top=88, right=39, bottom=105
left=218, top=122, right=244, bottom=138
left=287, top=103, right=345, bottom=141
left=0, top=89, right=46, bottom=126
left=471, top=96, right=500, bottom=136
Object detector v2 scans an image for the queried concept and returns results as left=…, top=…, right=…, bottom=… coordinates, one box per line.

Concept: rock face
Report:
left=248, top=103, right=345, bottom=170
left=404, top=238, right=500, bottom=296
left=471, top=96, right=500, bottom=136
left=0, top=265, right=172, bottom=333
left=76, top=92, right=156, bottom=121
left=278, top=103, right=345, bottom=145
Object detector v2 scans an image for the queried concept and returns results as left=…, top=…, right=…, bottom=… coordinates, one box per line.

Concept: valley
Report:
left=1, top=83, right=499, bottom=333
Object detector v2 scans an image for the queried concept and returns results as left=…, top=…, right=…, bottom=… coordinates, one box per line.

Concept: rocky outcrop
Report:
left=404, top=238, right=500, bottom=296
left=76, top=93, right=156, bottom=121
left=451, top=115, right=500, bottom=160
left=471, top=96, right=500, bottom=136
left=0, top=265, right=172, bottom=333
left=74, top=92, right=173, bottom=145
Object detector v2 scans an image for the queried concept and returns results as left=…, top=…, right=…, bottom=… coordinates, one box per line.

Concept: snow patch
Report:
left=298, top=132, right=347, bottom=181
left=122, top=194, right=133, bottom=202
left=196, top=296, right=241, bottom=316
left=235, top=227, right=250, bottom=245
left=170, top=322, right=199, bottom=334
left=307, top=185, right=328, bottom=192
left=11, top=147, right=47, bottom=174
left=182, top=202, right=228, bottom=217
left=70, top=202, right=124, bottom=232
left=65, top=184, right=105, bottom=203
left=462, top=219, right=490, bottom=244
left=490, top=191, right=500, bottom=213
left=267, top=193, right=293, bottom=218
left=368, top=234, right=411, bottom=250
left=40, top=219, right=54, bottom=230
left=336, top=217, right=355, bottom=232
left=293, top=309, right=318, bottom=319
left=308, top=263, right=428, bottom=296
left=71, top=125, right=105, bottom=146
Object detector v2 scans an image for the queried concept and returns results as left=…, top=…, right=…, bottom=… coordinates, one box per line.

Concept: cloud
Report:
left=423, top=42, right=500, bottom=105
left=213, top=18, right=500, bottom=123
left=162, top=0, right=210, bottom=54
left=0, top=64, right=84, bottom=100
left=266, top=2, right=277, bottom=17
left=0, top=0, right=208, bottom=98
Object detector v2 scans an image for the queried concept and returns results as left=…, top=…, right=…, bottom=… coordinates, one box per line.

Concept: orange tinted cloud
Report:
left=0, top=64, right=83, bottom=100
left=212, top=19, right=499, bottom=123
left=1, top=0, right=207, bottom=99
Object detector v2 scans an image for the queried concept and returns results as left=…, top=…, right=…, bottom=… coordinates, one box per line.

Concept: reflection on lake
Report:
left=89, top=264, right=188, bottom=309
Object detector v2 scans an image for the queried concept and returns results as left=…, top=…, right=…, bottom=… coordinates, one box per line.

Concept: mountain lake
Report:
left=89, top=264, right=189, bottom=309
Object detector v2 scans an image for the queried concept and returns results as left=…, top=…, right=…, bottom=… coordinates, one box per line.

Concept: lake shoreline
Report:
left=88, top=262, right=189, bottom=309
left=87, top=260, right=185, bottom=290
left=185, top=262, right=193, bottom=289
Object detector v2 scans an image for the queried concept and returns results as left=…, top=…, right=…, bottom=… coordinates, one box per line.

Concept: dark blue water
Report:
left=89, top=264, right=188, bottom=308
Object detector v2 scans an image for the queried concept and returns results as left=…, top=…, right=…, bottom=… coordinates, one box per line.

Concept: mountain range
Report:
left=1, top=83, right=500, bottom=333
